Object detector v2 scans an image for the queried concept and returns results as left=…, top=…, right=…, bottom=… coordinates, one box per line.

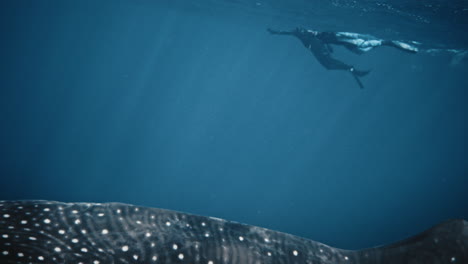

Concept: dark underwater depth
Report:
left=1, top=0, right=467, bottom=251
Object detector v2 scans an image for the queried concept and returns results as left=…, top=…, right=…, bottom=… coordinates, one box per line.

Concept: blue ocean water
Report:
left=1, top=0, right=467, bottom=250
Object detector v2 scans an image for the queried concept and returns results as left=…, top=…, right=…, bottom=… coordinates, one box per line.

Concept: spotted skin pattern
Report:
left=0, top=200, right=466, bottom=263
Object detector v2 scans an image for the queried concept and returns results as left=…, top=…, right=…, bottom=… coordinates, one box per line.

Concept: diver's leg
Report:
left=320, top=56, right=353, bottom=71
left=321, top=57, right=369, bottom=75
left=350, top=67, right=371, bottom=77
left=320, top=56, right=370, bottom=88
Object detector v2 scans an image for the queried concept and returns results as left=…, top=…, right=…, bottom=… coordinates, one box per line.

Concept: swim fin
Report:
left=352, top=73, right=365, bottom=89
left=353, top=69, right=371, bottom=77
left=350, top=68, right=370, bottom=89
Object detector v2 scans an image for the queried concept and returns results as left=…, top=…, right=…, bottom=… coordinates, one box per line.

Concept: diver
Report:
left=267, top=27, right=419, bottom=88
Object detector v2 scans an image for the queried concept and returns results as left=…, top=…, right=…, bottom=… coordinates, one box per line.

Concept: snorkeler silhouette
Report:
left=268, top=27, right=419, bottom=88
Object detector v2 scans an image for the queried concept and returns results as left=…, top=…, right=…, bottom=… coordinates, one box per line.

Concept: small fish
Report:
left=0, top=200, right=466, bottom=263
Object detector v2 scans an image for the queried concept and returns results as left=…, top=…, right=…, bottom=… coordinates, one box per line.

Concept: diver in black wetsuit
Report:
left=267, top=27, right=419, bottom=88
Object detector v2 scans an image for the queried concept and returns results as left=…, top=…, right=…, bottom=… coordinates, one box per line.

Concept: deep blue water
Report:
left=1, top=0, right=467, bottom=250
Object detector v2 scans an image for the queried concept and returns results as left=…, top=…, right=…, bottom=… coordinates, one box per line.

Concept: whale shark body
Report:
left=0, top=200, right=466, bottom=263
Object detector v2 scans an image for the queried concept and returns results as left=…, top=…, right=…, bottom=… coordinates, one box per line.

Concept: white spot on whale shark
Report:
left=0, top=200, right=466, bottom=263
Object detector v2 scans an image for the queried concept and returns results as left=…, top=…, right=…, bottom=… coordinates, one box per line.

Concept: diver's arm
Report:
left=267, top=28, right=294, bottom=36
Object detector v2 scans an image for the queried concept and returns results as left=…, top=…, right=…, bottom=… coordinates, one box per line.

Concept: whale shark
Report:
left=0, top=200, right=466, bottom=263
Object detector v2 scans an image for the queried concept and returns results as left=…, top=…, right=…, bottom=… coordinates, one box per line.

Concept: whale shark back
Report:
left=0, top=200, right=466, bottom=263
left=357, top=219, right=467, bottom=263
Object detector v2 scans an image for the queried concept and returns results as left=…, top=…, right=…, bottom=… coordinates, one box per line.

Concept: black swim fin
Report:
left=353, top=69, right=371, bottom=77
left=352, top=73, right=365, bottom=89
left=350, top=68, right=371, bottom=89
